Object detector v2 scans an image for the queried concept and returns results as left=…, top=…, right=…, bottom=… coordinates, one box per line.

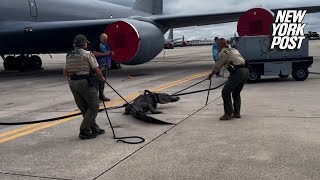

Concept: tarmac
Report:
left=0, top=42, right=320, bottom=180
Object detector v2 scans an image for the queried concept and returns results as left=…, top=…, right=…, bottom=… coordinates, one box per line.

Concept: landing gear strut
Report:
left=3, top=55, right=43, bottom=71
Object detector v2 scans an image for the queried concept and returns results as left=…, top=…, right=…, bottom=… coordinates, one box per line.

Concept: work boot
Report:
left=100, top=96, right=111, bottom=101
left=92, top=128, right=105, bottom=135
left=233, top=113, right=241, bottom=118
left=79, top=131, right=97, bottom=139
left=219, top=114, right=233, bottom=121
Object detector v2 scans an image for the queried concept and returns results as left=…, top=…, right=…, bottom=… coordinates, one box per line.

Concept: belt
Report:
left=227, top=64, right=247, bottom=75
left=69, top=74, right=90, bottom=81
left=234, top=65, right=247, bottom=70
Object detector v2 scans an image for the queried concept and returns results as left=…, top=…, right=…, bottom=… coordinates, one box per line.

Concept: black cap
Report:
left=73, top=34, right=90, bottom=47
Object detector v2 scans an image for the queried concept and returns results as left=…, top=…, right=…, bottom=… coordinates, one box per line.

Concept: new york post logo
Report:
left=270, top=10, right=307, bottom=50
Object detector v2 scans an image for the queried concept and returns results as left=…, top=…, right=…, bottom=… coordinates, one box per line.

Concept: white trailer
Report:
left=234, top=35, right=313, bottom=83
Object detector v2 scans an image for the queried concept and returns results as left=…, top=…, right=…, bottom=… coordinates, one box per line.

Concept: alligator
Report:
left=124, top=90, right=180, bottom=125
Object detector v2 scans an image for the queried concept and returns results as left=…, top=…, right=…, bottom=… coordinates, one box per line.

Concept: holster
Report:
left=227, top=64, right=236, bottom=74
left=228, top=64, right=248, bottom=75
left=88, top=71, right=98, bottom=87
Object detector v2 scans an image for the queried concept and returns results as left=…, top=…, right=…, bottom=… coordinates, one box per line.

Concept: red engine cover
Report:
left=105, top=21, right=140, bottom=63
left=237, top=8, right=274, bottom=36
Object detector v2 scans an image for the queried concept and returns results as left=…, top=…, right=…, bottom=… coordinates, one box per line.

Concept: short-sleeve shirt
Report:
left=212, top=41, right=218, bottom=61
left=92, top=42, right=112, bottom=67
left=65, top=48, right=98, bottom=75
left=213, top=47, right=245, bottom=71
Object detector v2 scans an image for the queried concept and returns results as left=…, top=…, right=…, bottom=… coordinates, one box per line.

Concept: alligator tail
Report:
left=136, top=112, right=174, bottom=125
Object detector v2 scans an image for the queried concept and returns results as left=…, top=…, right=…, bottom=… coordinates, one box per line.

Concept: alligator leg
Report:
left=147, top=104, right=162, bottom=114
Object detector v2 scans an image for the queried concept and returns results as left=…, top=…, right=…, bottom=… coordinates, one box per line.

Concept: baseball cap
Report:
left=73, top=34, right=90, bottom=46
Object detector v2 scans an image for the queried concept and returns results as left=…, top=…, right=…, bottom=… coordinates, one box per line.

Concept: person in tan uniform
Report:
left=64, top=34, right=106, bottom=139
left=207, top=38, right=249, bottom=120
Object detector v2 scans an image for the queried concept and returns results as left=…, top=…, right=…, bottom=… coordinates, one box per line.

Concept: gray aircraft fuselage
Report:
left=0, top=0, right=147, bottom=22
left=0, top=0, right=156, bottom=55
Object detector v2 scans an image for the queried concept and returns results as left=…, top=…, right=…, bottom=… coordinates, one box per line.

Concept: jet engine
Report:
left=105, top=19, right=165, bottom=65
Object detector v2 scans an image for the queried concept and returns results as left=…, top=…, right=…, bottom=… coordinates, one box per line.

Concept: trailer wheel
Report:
left=292, top=68, right=309, bottom=81
left=247, top=71, right=261, bottom=83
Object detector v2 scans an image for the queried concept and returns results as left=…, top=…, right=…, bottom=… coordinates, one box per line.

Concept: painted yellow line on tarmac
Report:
left=152, top=72, right=209, bottom=92
left=0, top=123, right=45, bottom=138
left=152, top=72, right=208, bottom=91
left=0, top=71, right=209, bottom=144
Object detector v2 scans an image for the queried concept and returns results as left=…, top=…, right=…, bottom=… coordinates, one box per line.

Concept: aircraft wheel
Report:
left=292, top=68, right=308, bottom=81
left=16, top=55, right=29, bottom=72
left=247, top=71, right=261, bottom=83
left=29, top=55, right=42, bottom=69
left=3, top=56, right=16, bottom=70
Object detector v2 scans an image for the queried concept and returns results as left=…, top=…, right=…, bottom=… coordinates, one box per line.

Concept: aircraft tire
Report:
left=3, top=56, right=16, bottom=70
left=16, top=55, right=29, bottom=72
left=29, top=55, right=42, bottom=70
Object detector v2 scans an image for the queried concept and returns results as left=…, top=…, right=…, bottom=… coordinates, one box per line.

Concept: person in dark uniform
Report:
left=63, top=34, right=106, bottom=139
left=207, top=38, right=249, bottom=120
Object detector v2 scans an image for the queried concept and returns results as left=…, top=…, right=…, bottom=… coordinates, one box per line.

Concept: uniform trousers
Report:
left=222, top=67, right=249, bottom=116
left=68, top=79, right=100, bottom=133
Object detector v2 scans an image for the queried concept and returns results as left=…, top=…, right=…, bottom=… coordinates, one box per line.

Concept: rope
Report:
left=0, top=105, right=126, bottom=126
left=103, top=80, right=147, bottom=144
left=173, top=81, right=226, bottom=97
left=0, top=79, right=226, bottom=126
left=171, top=79, right=208, bottom=96
left=0, top=113, right=82, bottom=126
left=205, top=79, right=212, bottom=105
left=101, top=97, right=145, bottom=144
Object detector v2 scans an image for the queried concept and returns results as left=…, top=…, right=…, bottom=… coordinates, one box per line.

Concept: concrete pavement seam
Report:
left=93, top=95, right=222, bottom=180
left=0, top=172, right=73, bottom=180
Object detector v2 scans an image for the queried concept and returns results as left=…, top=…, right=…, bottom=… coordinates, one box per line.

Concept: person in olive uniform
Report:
left=207, top=38, right=249, bottom=120
left=63, top=34, right=106, bottom=139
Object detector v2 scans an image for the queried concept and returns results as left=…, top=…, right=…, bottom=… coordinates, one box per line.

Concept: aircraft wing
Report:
left=152, top=5, right=320, bottom=28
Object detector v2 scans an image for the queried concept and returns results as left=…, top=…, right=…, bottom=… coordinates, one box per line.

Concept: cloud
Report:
left=163, top=0, right=320, bottom=40
left=105, top=0, right=320, bottom=40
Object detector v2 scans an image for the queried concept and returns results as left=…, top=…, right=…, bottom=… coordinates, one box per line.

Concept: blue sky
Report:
left=107, top=0, right=320, bottom=40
